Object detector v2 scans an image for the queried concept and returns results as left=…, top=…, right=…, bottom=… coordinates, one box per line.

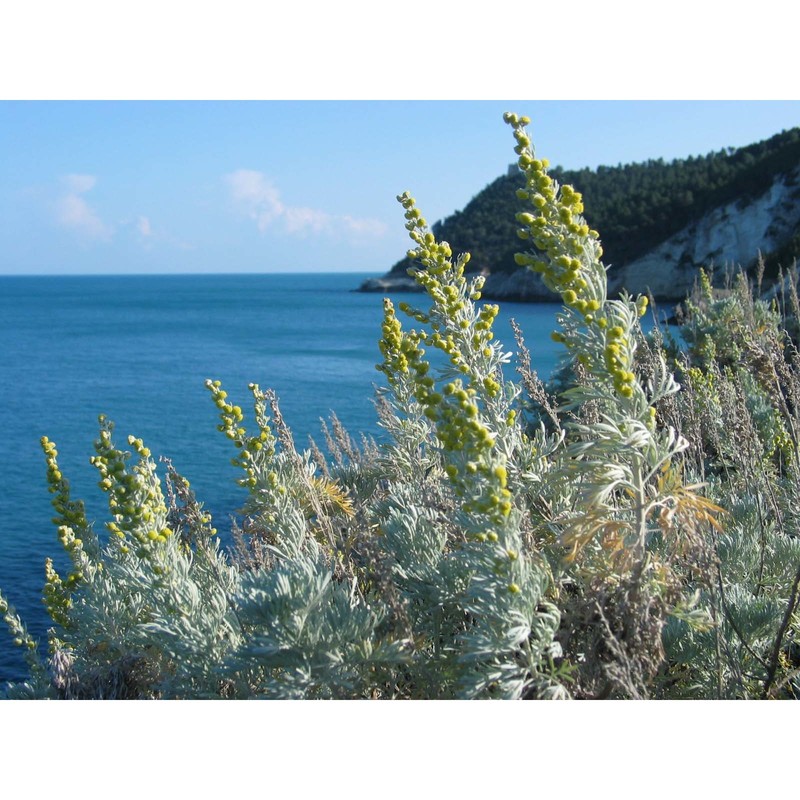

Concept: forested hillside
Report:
left=382, top=126, right=800, bottom=281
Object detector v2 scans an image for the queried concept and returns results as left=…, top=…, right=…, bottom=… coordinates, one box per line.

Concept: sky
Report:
left=2, top=100, right=800, bottom=275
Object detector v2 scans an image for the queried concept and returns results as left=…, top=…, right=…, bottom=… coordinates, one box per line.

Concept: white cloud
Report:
left=225, top=169, right=386, bottom=240
left=226, top=169, right=284, bottom=231
left=63, top=173, right=97, bottom=194
left=56, top=174, right=112, bottom=241
left=130, top=214, right=193, bottom=251
left=137, top=215, right=153, bottom=237
left=340, top=214, right=388, bottom=238
left=284, top=206, right=332, bottom=234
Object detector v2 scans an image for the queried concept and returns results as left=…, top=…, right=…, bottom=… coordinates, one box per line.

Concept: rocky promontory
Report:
left=359, top=128, right=800, bottom=304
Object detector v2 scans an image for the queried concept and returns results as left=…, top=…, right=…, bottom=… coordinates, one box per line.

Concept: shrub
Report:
left=2, top=115, right=798, bottom=699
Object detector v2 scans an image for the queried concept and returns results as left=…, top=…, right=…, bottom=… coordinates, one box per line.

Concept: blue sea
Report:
left=0, top=272, right=566, bottom=685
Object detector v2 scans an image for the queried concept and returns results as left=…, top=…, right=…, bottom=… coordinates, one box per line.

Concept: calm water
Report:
left=0, top=272, right=565, bottom=684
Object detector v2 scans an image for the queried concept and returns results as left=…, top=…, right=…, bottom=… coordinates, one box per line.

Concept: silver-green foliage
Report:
left=655, top=270, right=800, bottom=698
left=3, top=116, right=797, bottom=699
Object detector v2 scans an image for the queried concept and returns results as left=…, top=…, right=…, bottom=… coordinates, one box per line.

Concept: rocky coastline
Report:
left=358, top=163, right=800, bottom=306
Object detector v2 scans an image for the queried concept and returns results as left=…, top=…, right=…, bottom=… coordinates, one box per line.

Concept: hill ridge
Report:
left=360, top=126, right=800, bottom=302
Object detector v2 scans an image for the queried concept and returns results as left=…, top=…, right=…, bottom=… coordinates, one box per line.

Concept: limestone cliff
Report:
left=607, top=165, right=800, bottom=301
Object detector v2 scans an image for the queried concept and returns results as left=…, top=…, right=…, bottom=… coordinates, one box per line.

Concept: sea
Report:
left=0, top=272, right=568, bottom=685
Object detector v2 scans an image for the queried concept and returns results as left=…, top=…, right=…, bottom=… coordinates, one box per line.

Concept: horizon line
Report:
left=0, top=269, right=385, bottom=278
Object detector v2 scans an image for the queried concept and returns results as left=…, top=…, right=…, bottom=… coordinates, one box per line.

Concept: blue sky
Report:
left=2, top=100, right=800, bottom=275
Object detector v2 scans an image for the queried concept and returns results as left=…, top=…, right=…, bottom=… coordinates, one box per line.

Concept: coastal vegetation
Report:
left=2, top=115, right=799, bottom=699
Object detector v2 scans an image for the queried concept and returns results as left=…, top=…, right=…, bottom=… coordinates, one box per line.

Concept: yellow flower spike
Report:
left=514, top=252, right=533, bottom=267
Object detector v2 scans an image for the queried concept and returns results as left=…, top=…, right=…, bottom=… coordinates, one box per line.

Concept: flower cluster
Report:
left=41, top=436, right=91, bottom=537
left=505, top=113, right=604, bottom=313
left=0, top=593, right=38, bottom=656
left=505, top=111, right=691, bottom=580
left=88, top=416, right=173, bottom=557
left=390, top=191, right=548, bottom=619
left=206, top=379, right=278, bottom=491
left=43, top=557, right=70, bottom=629
left=376, top=298, right=430, bottom=401
left=385, top=191, right=564, bottom=690
left=0, top=588, right=47, bottom=695
left=504, top=112, right=654, bottom=408
left=39, top=435, right=100, bottom=623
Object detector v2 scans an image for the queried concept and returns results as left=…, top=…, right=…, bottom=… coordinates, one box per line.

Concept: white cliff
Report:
left=607, top=165, right=800, bottom=301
